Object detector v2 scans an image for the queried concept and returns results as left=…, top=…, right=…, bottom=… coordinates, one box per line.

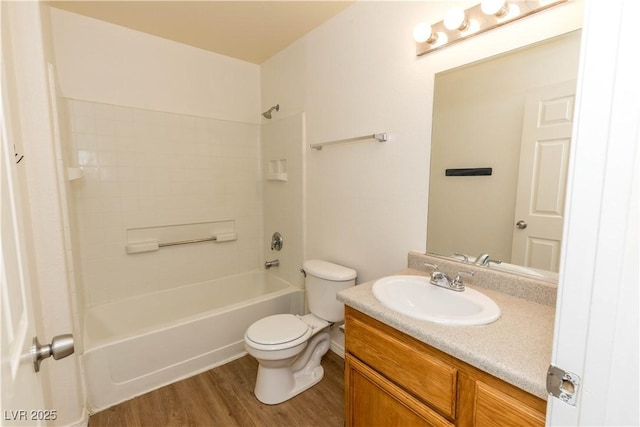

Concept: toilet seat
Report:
left=245, top=314, right=312, bottom=351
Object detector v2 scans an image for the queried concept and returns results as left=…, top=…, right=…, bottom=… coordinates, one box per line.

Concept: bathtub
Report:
left=82, top=270, right=304, bottom=412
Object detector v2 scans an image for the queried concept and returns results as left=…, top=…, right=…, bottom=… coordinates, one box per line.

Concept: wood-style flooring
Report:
left=88, top=351, right=345, bottom=427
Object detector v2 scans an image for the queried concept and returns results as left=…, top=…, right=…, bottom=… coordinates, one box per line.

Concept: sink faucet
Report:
left=474, top=254, right=503, bottom=267
left=474, top=253, right=491, bottom=266
left=424, top=263, right=473, bottom=292
left=454, top=253, right=469, bottom=263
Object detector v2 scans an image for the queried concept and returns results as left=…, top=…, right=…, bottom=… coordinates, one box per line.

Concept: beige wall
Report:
left=49, top=9, right=265, bottom=308
left=50, top=8, right=261, bottom=124
left=428, top=31, right=582, bottom=262
left=261, top=0, right=584, bottom=284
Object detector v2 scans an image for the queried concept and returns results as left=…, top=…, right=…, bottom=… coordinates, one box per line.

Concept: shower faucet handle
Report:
left=270, top=232, right=283, bottom=251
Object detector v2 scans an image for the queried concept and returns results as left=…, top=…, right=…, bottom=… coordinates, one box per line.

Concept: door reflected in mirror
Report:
left=426, top=30, right=582, bottom=280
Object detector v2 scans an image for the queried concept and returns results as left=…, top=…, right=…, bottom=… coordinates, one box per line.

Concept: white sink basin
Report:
left=372, top=275, right=501, bottom=326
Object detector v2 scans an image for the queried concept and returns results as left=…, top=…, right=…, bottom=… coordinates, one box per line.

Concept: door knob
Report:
left=32, top=334, right=74, bottom=372
left=515, top=220, right=528, bottom=229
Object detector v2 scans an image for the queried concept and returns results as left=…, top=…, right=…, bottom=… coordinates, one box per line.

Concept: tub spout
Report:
left=265, top=259, right=280, bottom=269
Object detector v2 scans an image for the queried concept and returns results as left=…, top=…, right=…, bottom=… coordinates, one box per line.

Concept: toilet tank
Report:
left=303, top=260, right=356, bottom=322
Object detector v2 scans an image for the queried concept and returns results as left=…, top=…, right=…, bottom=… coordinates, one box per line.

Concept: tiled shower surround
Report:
left=66, top=99, right=262, bottom=307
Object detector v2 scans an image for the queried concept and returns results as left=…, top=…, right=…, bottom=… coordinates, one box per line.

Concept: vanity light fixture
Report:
left=415, top=0, right=567, bottom=56
left=413, top=22, right=437, bottom=44
left=444, top=7, right=469, bottom=32
left=481, top=0, right=510, bottom=17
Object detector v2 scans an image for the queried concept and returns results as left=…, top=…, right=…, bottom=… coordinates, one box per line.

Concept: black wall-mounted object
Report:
left=445, top=167, right=492, bottom=176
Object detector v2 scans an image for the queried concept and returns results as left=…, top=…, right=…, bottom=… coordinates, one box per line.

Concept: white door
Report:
left=548, top=1, right=639, bottom=425
left=511, top=80, right=576, bottom=272
left=0, top=64, right=46, bottom=425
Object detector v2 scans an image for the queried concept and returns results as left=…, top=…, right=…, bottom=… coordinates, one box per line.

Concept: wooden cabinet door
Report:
left=345, top=308, right=458, bottom=419
left=345, top=354, right=453, bottom=427
left=471, top=381, right=545, bottom=427
left=457, top=376, right=546, bottom=427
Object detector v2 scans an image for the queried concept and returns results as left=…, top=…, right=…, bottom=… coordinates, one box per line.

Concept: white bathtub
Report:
left=82, top=270, right=304, bottom=412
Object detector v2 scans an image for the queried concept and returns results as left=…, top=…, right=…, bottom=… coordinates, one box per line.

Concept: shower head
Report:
left=262, top=104, right=280, bottom=119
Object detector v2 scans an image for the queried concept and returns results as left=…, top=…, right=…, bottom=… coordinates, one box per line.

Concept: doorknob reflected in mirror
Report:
left=515, top=220, right=528, bottom=229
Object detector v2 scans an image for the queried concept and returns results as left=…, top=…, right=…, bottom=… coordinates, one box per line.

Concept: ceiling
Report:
left=49, top=1, right=355, bottom=64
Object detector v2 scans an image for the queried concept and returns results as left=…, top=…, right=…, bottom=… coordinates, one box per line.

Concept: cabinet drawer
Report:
left=345, top=313, right=457, bottom=419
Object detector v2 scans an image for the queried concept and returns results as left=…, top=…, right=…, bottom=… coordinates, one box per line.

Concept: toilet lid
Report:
left=246, top=314, right=310, bottom=345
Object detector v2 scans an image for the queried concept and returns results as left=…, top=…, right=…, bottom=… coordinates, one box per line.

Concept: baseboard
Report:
left=67, top=407, right=89, bottom=427
left=330, top=339, right=345, bottom=359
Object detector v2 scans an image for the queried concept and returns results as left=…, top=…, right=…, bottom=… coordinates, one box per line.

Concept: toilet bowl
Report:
left=244, top=260, right=356, bottom=404
left=244, top=313, right=330, bottom=404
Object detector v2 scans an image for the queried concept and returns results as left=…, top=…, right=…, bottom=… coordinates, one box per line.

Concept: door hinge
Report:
left=546, top=364, right=580, bottom=406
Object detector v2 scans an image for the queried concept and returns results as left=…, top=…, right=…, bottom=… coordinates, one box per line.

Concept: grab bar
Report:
left=126, top=232, right=237, bottom=254
left=310, top=133, right=387, bottom=150
left=159, top=236, right=217, bottom=247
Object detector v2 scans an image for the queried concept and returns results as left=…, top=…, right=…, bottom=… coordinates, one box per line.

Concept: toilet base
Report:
left=253, top=330, right=331, bottom=405
left=255, top=364, right=325, bottom=405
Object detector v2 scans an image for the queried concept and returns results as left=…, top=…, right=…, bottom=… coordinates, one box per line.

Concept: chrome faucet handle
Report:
left=424, top=262, right=439, bottom=271
left=424, top=263, right=450, bottom=287
left=487, top=259, right=503, bottom=266
left=452, top=270, right=474, bottom=290
left=454, top=253, right=469, bottom=263
left=474, top=253, right=491, bottom=266
left=430, top=271, right=451, bottom=288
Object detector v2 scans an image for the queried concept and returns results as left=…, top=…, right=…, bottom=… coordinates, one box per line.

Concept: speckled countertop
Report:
left=337, top=258, right=556, bottom=400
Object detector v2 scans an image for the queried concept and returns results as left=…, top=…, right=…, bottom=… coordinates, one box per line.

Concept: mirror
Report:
left=426, top=30, right=582, bottom=281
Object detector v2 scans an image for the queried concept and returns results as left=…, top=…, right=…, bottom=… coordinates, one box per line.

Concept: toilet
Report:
left=244, top=259, right=356, bottom=404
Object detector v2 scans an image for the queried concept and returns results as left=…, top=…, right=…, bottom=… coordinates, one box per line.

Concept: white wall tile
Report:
left=67, top=99, right=261, bottom=307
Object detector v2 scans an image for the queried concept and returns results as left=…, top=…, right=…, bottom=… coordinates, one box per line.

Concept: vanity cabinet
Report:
left=344, top=307, right=546, bottom=427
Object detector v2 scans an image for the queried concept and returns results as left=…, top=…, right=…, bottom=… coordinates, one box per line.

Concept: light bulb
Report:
left=443, top=8, right=469, bottom=31
left=413, top=22, right=436, bottom=43
left=481, top=0, right=509, bottom=16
